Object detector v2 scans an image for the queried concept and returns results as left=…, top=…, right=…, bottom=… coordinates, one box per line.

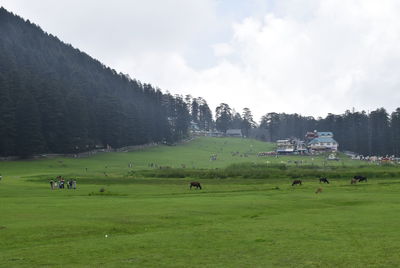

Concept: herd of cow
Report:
left=189, top=175, right=368, bottom=191
left=291, top=175, right=367, bottom=186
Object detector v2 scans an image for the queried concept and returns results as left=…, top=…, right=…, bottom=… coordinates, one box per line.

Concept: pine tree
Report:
left=215, top=103, right=233, bottom=133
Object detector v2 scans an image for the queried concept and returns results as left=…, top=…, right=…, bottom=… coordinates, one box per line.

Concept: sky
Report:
left=2, top=0, right=400, bottom=121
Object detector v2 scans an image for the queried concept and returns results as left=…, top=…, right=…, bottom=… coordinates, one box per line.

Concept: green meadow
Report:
left=1, top=137, right=400, bottom=267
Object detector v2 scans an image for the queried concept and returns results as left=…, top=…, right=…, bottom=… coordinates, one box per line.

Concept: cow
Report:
left=190, top=182, right=202, bottom=190
left=319, top=177, right=330, bottom=184
left=351, top=178, right=358, bottom=184
left=292, top=180, right=302, bottom=186
left=354, top=175, right=367, bottom=182
left=315, top=187, right=323, bottom=194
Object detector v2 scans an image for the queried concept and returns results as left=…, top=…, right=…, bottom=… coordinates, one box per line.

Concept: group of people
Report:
left=50, top=176, right=77, bottom=190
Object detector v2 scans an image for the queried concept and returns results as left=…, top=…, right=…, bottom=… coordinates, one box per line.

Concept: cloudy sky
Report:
left=2, top=0, right=400, bottom=120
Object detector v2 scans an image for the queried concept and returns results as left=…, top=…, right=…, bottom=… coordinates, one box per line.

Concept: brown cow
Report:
left=190, top=182, right=202, bottom=190
left=292, top=180, right=302, bottom=186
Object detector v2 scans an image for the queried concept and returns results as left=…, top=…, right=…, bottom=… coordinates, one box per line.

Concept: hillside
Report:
left=0, top=136, right=375, bottom=180
left=0, top=137, right=274, bottom=177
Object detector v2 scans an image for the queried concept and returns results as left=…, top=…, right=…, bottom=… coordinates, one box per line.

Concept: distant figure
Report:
left=68, top=180, right=73, bottom=189
left=315, top=187, right=323, bottom=194
left=72, top=180, right=77, bottom=189
left=59, top=178, right=65, bottom=189
left=292, top=180, right=302, bottom=186
left=319, top=177, right=330, bottom=184
left=190, top=182, right=202, bottom=190
left=85, top=167, right=88, bottom=172
left=351, top=178, right=358, bottom=184
left=50, top=180, right=55, bottom=190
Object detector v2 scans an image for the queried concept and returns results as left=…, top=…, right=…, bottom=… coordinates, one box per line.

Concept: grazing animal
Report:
left=292, top=180, right=302, bottom=186
left=354, top=175, right=367, bottom=182
left=319, top=177, right=329, bottom=184
left=351, top=178, right=358, bottom=184
left=190, top=182, right=202, bottom=190
left=315, top=187, right=323, bottom=194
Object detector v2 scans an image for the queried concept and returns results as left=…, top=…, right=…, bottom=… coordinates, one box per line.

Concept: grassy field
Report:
left=1, top=137, right=400, bottom=267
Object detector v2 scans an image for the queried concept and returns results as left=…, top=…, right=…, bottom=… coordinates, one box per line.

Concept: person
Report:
left=50, top=180, right=54, bottom=190
left=72, top=180, right=77, bottom=189
left=68, top=180, right=73, bottom=189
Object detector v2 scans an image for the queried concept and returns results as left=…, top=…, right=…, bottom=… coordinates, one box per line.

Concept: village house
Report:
left=276, top=139, right=295, bottom=154
left=308, top=131, right=338, bottom=152
left=226, top=129, right=243, bottom=138
left=276, top=138, right=307, bottom=154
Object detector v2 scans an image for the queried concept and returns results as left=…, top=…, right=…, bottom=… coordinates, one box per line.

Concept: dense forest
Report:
left=0, top=7, right=213, bottom=157
left=0, top=7, right=399, bottom=158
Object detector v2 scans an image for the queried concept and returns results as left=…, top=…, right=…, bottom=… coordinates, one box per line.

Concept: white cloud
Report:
left=213, top=43, right=234, bottom=57
left=158, top=0, right=400, bottom=119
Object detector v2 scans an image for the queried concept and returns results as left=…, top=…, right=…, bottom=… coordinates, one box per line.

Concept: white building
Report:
left=276, top=139, right=295, bottom=154
left=226, top=129, right=243, bottom=138
left=308, top=132, right=338, bottom=151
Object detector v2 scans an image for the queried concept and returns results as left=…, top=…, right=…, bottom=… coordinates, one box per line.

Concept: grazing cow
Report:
left=351, top=178, right=358, bottom=184
left=292, top=180, right=302, bottom=186
left=315, top=187, right=323, bottom=194
left=354, top=175, right=367, bottom=182
left=319, top=177, right=330, bottom=184
left=190, top=182, right=202, bottom=190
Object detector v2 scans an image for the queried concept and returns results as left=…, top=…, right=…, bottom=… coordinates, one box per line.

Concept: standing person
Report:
left=72, top=180, right=77, bottom=190
left=50, top=180, right=54, bottom=190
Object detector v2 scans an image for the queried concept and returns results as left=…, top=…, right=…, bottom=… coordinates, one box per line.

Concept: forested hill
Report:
left=0, top=7, right=212, bottom=157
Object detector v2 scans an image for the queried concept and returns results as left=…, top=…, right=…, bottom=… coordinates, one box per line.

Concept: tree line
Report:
left=256, top=109, right=400, bottom=156
left=1, top=7, right=399, bottom=158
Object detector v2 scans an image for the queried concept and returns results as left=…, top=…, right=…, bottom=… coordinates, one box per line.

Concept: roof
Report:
left=309, top=137, right=337, bottom=144
left=317, top=132, right=333, bottom=137
left=226, top=129, right=242, bottom=135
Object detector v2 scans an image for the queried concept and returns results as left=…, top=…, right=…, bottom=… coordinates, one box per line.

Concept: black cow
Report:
left=292, top=180, right=302, bottom=186
left=319, top=177, right=330, bottom=184
left=190, top=182, right=202, bottom=190
left=354, top=175, right=367, bottom=182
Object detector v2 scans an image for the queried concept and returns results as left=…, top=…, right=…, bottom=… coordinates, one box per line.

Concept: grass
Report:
left=1, top=137, right=400, bottom=267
